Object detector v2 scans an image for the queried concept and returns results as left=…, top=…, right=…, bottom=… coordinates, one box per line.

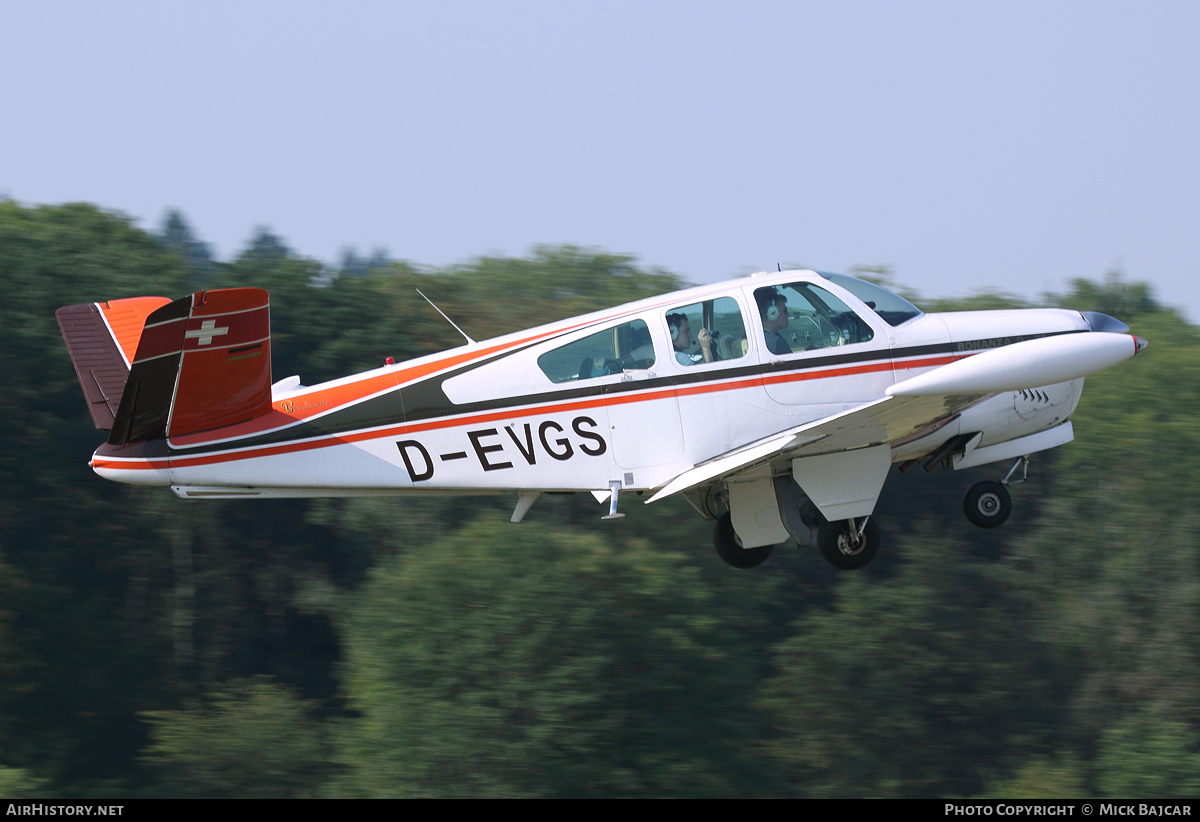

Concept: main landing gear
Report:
left=711, top=506, right=881, bottom=572
left=713, top=512, right=774, bottom=569
left=963, top=456, right=1026, bottom=529
left=708, top=476, right=886, bottom=571
left=817, top=517, right=880, bottom=570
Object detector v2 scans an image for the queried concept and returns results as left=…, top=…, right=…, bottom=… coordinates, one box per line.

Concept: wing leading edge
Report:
left=648, top=330, right=1144, bottom=506
left=646, top=391, right=986, bottom=505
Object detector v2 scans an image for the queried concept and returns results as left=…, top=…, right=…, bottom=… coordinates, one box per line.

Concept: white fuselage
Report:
left=91, top=271, right=1093, bottom=499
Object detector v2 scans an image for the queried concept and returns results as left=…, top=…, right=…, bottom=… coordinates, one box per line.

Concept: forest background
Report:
left=0, top=200, right=1197, bottom=797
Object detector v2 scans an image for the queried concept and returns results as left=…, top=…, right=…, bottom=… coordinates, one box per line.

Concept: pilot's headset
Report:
left=666, top=313, right=686, bottom=343
left=757, top=288, right=782, bottom=322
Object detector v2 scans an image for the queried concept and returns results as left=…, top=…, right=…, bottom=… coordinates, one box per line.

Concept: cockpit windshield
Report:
left=821, top=273, right=923, bottom=327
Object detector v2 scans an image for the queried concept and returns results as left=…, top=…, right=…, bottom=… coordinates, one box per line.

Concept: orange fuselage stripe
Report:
left=92, top=353, right=964, bottom=472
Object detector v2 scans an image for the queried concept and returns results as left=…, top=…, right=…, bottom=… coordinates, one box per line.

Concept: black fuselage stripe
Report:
left=165, top=331, right=1078, bottom=456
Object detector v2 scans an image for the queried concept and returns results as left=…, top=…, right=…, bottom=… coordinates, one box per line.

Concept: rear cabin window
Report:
left=664, top=296, right=751, bottom=366
left=537, top=319, right=655, bottom=384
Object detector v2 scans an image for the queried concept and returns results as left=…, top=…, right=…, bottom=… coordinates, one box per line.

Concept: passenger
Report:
left=667, top=313, right=713, bottom=365
left=624, top=324, right=656, bottom=368
left=756, top=288, right=792, bottom=355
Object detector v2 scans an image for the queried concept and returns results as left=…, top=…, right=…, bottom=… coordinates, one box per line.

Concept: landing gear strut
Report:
left=713, top=512, right=774, bottom=569
left=817, top=517, right=880, bottom=570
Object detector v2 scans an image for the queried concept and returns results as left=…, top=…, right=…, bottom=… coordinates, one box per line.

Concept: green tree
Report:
left=0, top=201, right=192, bottom=788
left=0, top=763, right=48, bottom=798
left=1008, top=307, right=1200, bottom=739
left=760, top=531, right=1068, bottom=798
left=328, top=517, right=769, bottom=797
left=7, top=196, right=1196, bottom=800
left=1051, top=270, right=1159, bottom=323
left=977, top=756, right=1086, bottom=799
left=156, top=209, right=214, bottom=280
left=140, top=678, right=329, bottom=798
left=1095, top=705, right=1200, bottom=798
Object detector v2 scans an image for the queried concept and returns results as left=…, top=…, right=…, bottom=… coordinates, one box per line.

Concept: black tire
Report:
left=963, top=481, right=1012, bottom=529
left=817, top=517, right=880, bottom=570
left=713, top=512, right=773, bottom=569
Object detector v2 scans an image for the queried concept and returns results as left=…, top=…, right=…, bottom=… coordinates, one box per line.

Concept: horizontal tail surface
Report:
left=56, top=297, right=172, bottom=429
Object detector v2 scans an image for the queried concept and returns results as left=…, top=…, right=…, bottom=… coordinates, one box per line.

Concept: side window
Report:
left=537, top=319, right=655, bottom=384
left=663, top=296, right=750, bottom=367
left=753, top=283, right=875, bottom=355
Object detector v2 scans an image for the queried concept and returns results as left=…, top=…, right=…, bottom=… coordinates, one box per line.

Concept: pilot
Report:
left=667, top=313, right=713, bottom=365
left=756, top=288, right=792, bottom=355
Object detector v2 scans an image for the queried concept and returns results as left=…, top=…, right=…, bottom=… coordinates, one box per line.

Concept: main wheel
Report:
left=713, top=512, right=773, bottom=569
left=817, top=517, right=880, bottom=570
left=963, top=481, right=1012, bottom=529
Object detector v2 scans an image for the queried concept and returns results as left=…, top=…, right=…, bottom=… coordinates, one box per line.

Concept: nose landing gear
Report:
left=963, top=481, right=1012, bottom=528
left=963, top=455, right=1026, bottom=529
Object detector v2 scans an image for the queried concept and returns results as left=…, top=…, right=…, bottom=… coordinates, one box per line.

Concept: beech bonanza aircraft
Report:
left=57, top=270, right=1146, bottom=570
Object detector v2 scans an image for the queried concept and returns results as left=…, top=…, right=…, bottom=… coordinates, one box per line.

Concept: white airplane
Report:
left=57, top=270, right=1146, bottom=570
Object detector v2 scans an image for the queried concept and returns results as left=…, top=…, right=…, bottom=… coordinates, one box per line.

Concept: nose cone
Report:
left=1134, top=336, right=1149, bottom=355
left=1081, top=311, right=1130, bottom=333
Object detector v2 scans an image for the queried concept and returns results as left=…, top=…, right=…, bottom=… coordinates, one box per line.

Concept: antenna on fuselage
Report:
left=415, top=288, right=476, bottom=345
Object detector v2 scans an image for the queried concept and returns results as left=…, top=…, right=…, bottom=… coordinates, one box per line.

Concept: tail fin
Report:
left=59, top=288, right=273, bottom=444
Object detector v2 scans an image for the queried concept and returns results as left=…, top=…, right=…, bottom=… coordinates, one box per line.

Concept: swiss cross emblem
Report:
left=185, top=319, right=229, bottom=346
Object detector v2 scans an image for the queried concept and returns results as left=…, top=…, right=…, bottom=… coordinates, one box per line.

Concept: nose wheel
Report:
left=963, top=480, right=1012, bottom=529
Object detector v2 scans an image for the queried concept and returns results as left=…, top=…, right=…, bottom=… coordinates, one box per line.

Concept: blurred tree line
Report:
left=0, top=201, right=1195, bottom=798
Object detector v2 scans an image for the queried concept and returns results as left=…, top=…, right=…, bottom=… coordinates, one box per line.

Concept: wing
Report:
left=647, top=329, right=1143, bottom=506
left=646, top=391, right=985, bottom=504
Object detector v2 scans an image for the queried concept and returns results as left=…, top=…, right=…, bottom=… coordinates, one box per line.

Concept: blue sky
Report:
left=3, top=2, right=1197, bottom=319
